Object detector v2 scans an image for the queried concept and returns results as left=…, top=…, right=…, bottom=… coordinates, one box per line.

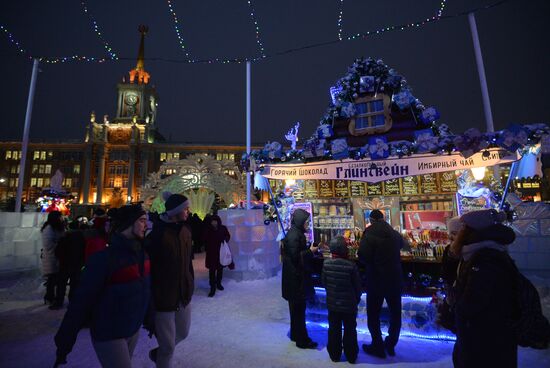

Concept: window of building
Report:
left=31, top=165, right=38, bottom=174
left=9, top=178, right=18, bottom=188
left=43, top=178, right=50, bottom=187
left=10, top=165, right=20, bottom=174
left=47, top=151, right=53, bottom=159
left=116, top=166, right=123, bottom=175
left=5, top=151, right=11, bottom=159
left=109, top=166, right=116, bottom=174
left=216, top=153, right=222, bottom=161
left=160, top=152, right=166, bottom=162
left=33, top=151, right=40, bottom=160
left=40, top=151, right=46, bottom=160
left=123, top=179, right=128, bottom=188
left=108, top=178, right=115, bottom=187
left=348, top=95, right=392, bottom=136
left=38, top=165, right=45, bottom=174
left=37, top=178, right=43, bottom=187
left=73, top=165, right=80, bottom=174
left=173, top=152, right=180, bottom=160
left=229, top=153, right=235, bottom=160
left=63, top=178, right=72, bottom=188
left=45, top=165, right=52, bottom=174
left=114, top=177, right=122, bottom=188
left=31, top=178, right=37, bottom=187
left=165, top=169, right=176, bottom=175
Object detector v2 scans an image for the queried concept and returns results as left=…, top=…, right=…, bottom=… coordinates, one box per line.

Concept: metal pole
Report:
left=246, top=61, right=251, bottom=210
left=499, top=161, right=518, bottom=211
left=15, top=58, right=39, bottom=212
left=468, top=13, right=500, bottom=179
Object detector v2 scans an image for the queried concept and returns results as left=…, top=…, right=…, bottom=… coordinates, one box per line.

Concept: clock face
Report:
left=125, top=94, right=138, bottom=106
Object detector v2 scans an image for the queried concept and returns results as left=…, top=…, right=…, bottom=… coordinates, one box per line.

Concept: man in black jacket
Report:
left=281, top=208, right=318, bottom=349
left=358, top=209, right=404, bottom=358
left=146, top=192, right=194, bottom=368
left=322, top=236, right=362, bottom=363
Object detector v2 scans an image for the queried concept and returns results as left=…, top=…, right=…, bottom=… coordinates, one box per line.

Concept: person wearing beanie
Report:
left=281, top=208, right=319, bottom=349
left=321, top=236, right=362, bottom=363
left=54, top=204, right=150, bottom=367
left=446, top=209, right=518, bottom=368
left=358, top=209, right=404, bottom=358
left=146, top=191, right=194, bottom=367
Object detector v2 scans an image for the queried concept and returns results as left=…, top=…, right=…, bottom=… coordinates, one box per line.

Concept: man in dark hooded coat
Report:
left=281, top=208, right=318, bottom=349
left=358, top=209, right=404, bottom=358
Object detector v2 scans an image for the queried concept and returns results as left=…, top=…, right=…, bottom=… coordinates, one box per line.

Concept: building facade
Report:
left=0, top=27, right=250, bottom=207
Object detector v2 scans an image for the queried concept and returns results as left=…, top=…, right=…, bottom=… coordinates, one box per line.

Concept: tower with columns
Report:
left=81, top=25, right=160, bottom=205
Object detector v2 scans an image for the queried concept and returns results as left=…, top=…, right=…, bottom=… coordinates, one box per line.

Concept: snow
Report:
left=1, top=253, right=550, bottom=367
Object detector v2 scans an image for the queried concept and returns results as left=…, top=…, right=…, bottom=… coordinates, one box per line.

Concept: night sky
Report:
left=1, top=0, right=549, bottom=146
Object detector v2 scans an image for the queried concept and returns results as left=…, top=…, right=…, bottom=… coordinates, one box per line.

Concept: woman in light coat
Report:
left=41, top=211, right=65, bottom=306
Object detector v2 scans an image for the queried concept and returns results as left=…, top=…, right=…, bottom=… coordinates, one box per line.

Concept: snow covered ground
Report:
left=1, top=253, right=549, bottom=368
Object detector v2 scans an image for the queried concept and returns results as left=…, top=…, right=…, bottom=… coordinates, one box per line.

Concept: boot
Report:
left=216, top=283, right=224, bottom=291
left=384, top=337, right=396, bottom=356
left=208, top=287, right=216, bottom=297
left=362, top=343, right=386, bottom=358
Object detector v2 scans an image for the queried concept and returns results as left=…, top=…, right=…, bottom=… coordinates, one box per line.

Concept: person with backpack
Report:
left=53, top=205, right=151, bottom=368
left=41, top=211, right=66, bottom=307
left=281, top=208, right=318, bottom=349
left=447, top=209, right=519, bottom=368
left=321, top=236, right=362, bottom=363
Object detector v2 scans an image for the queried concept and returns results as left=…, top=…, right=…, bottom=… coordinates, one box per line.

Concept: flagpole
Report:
left=246, top=61, right=251, bottom=209
left=15, top=59, right=39, bottom=212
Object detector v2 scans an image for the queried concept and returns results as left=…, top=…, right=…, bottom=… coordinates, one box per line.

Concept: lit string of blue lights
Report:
left=337, top=0, right=344, bottom=41
left=80, top=0, right=118, bottom=60
left=166, top=0, right=193, bottom=61
left=1, top=0, right=513, bottom=64
left=246, top=0, right=267, bottom=58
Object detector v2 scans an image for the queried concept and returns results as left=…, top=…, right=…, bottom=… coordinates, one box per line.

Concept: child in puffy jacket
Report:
left=321, top=236, right=363, bottom=364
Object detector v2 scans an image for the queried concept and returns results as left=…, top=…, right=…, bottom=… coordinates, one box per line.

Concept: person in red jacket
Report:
left=84, top=217, right=109, bottom=262
left=203, top=214, right=231, bottom=297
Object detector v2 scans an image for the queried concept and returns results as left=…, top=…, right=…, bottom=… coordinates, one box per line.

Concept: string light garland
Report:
left=246, top=0, right=267, bottom=58
left=337, top=0, right=344, bottom=41
left=345, top=0, right=447, bottom=41
left=1, top=0, right=514, bottom=65
left=80, top=0, right=118, bottom=60
left=166, top=0, right=193, bottom=61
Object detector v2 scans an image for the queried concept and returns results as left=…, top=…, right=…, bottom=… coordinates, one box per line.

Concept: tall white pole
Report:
left=246, top=61, right=251, bottom=210
left=15, top=59, right=39, bottom=213
left=468, top=13, right=499, bottom=178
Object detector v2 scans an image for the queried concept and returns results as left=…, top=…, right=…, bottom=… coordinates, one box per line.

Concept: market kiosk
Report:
left=244, top=57, right=548, bottom=339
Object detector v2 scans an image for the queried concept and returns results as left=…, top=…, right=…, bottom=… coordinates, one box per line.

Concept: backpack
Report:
left=509, top=262, right=550, bottom=349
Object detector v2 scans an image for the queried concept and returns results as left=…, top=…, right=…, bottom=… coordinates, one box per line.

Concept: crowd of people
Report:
left=40, top=194, right=538, bottom=367
left=39, top=192, right=232, bottom=367
left=282, top=207, right=528, bottom=367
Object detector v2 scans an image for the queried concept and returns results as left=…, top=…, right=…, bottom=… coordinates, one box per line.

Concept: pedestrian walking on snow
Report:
left=203, top=214, right=231, bottom=297
left=41, top=211, right=66, bottom=307
left=146, top=192, right=194, bottom=368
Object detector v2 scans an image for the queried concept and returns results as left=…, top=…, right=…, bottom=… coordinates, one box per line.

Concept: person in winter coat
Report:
left=203, top=214, right=231, bottom=297
left=436, top=216, right=463, bottom=332
left=282, top=208, right=318, bottom=349
left=446, top=209, right=518, bottom=368
left=358, top=209, right=404, bottom=358
left=146, top=192, right=194, bottom=368
left=322, top=236, right=363, bottom=363
left=84, top=216, right=109, bottom=262
left=50, top=220, right=87, bottom=310
left=190, top=213, right=204, bottom=253
left=41, top=211, right=66, bottom=306
left=54, top=205, right=151, bottom=368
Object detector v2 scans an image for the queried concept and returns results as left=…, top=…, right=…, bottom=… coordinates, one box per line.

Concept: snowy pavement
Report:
left=1, top=253, right=550, bottom=368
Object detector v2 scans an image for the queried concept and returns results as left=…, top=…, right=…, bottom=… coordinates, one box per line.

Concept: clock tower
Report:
left=115, top=25, right=157, bottom=126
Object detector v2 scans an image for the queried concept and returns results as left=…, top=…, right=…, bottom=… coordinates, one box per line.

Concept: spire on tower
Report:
left=129, top=25, right=150, bottom=84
